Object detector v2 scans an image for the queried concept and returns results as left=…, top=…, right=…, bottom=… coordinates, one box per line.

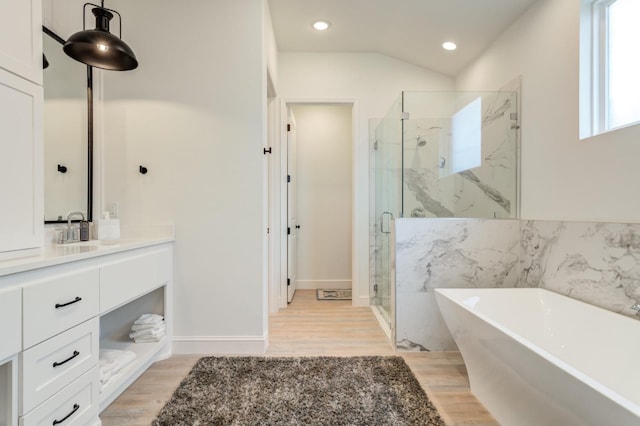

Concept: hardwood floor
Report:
left=100, top=290, right=497, bottom=425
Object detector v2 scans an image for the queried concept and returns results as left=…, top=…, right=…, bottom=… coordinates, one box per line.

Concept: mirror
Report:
left=43, top=26, right=93, bottom=223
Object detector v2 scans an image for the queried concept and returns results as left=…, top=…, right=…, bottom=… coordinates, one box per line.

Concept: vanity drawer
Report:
left=19, top=367, right=99, bottom=426
left=0, top=286, right=21, bottom=360
left=22, top=268, right=99, bottom=349
left=100, top=248, right=171, bottom=313
left=21, top=318, right=99, bottom=415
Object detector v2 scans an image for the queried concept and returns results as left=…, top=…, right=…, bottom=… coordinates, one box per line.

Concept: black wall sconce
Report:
left=57, top=164, right=68, bottom=173
left=64, top=1, right=138, bottom=71
left=139, top=165, right=148, bottom=175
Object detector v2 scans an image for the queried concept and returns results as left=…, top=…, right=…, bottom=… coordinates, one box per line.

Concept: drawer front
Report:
left=100, top=248, right=171, bottom=313
left=23, top=268, right=99, bottom=349
left=0, top=286, right=21, bottom=360
left=20, top=367, right=99, bottom=426
left=21, top=318, right=99, bottom=414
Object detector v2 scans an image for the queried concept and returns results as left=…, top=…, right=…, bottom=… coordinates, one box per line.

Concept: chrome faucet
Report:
left=631, top=303, right=640, bottom=317
left=57, top=211, right=87, bottom=244
left=67, top=211, right=86, bottom=226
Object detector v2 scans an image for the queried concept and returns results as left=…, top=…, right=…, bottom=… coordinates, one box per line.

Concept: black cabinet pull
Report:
left=52, top=403, right=79, bottom=425
left=55, top=297, right=82, bottom=309
left=52, top=350, right=80, bottom=368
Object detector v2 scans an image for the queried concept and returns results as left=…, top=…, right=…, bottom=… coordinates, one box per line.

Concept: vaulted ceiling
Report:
left=268, top=0, right=539, bottom=76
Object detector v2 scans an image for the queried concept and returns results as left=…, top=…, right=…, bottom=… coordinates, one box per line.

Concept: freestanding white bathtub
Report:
left=435, top=288, right=640, bottom=426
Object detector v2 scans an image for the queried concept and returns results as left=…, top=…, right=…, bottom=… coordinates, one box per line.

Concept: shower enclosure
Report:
left=371, top=90, right=519, bottom=333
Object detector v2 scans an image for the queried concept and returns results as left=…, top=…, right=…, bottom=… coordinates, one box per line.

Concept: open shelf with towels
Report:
left=98, top=283, right=171, bottom=411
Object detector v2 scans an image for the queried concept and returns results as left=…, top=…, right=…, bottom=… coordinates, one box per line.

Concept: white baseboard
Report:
left=296, top=279, right=351, bottom=290
left=172, top=335, right=267, bottom=355
left=352, top=294, right=370, bottom=307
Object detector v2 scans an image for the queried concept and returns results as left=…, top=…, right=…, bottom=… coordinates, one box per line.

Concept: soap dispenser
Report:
left=98, top=212, right=120, bottom=241
left=80, top=220, right=90, bottom=241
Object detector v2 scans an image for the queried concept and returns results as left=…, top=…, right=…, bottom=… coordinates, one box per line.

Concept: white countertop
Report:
left=0, top=236, right=174, bottom=277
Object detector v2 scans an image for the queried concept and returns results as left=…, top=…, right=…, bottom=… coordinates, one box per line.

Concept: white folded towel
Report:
left=129, top=323, right=166, bottom=339
left=134, top=330, right=166, bottom=343
left=131, top=322, right=162, bottom=331
left=99, top=371, right=122, bottom=394
left=99, top=349, right=136, bottom=386
left=133, top=314, right=164, bottom=326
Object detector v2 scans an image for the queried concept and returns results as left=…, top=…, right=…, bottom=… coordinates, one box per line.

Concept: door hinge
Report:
left=287, top=174, right=291, bottom=183
left=287, top=227, right=291, bottom=235
left=287, top=124, right=291, bottom=132
left=287, top=278, right=290, bottom=286
left=264, top=147, right=272, bottom=155
left=267, top=227, right=270, bottom=234
left=373, top=284, right=378, bottom=293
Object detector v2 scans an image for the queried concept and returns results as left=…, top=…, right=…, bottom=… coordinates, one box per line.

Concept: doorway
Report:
left=285, top=104, right=354, bottom=304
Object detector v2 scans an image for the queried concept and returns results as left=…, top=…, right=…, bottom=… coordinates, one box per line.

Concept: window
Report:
left=450, top=97, right=482, bottom=174
left=580, top=0, right=640, bottom=139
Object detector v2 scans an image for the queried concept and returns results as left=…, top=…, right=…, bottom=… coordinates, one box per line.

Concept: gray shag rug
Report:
left=152, top=356, right=445, bottom=425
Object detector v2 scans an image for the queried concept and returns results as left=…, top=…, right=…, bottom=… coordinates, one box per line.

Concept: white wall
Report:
left=43, top=0, right=86, bottom=38
left=278, top=52, right=454, bottom=303
left=101, top=0, right=269, bottom=353
left=291, top=105, right=352, bottom=289
left=455, top=0, right=640, bottom=223
left=263, top=0, right=278, bottom=92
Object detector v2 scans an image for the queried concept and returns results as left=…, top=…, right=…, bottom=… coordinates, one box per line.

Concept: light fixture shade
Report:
left=64, top=7, right=138, bottom=71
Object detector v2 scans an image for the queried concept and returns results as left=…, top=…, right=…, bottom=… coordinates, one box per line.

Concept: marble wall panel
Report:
left=401, top=91, right=518, bottom=220
left=392, top=218, right=640, bottom=353
left=395, top=218, right=522, bottom=351
left=521, top=220, right=640, bottom=318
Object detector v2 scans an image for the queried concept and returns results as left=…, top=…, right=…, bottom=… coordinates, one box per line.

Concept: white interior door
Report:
left=287, top=118, right=298, bottom=303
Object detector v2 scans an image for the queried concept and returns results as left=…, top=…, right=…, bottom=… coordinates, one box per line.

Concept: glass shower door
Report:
left=372, top=95, right=403, bottom=332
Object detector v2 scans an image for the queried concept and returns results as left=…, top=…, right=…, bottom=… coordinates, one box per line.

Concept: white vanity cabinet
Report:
left=0, top=0, right=42, bottom=85
left=0, top=240, right=173, bottom=426
left=0, top=287, right=21, bottom=426
left=0, top=67, right=44, bottom=256
left=22, top=269, right=100, bottom=349
left=21, top=318, right=100, bottom=415
left=0, top=287, right=21, bottom=362
left=20, top=368, right=99, bottom=426
left=0, top=0, right=43, bottom=256
left=100, top=248, right=171, bottom=313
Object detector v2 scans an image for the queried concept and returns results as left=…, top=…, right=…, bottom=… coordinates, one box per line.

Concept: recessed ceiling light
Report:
left=442, top=42, right=457, bottom=51
left=313, top=20, right=330, bottom=31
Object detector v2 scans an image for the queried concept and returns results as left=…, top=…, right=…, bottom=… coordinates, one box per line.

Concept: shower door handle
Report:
left=380, top=212, right=393, bottom=234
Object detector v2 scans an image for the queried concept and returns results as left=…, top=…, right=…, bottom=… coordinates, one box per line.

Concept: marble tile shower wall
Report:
left=395, top=218, right=640, bottom=352
left=401, top=91, right=517, bottom=220
left=395, top=218, right=522, bottom=351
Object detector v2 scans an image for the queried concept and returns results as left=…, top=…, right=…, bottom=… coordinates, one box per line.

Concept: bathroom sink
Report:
left=66, top=240, right=119, bottom=246
left=58, top=240, right=120, bottom=254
